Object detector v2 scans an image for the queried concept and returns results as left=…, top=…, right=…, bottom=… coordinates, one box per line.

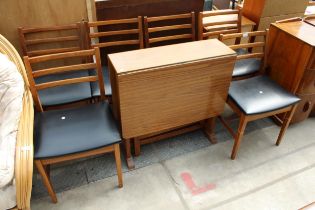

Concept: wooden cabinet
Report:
left=267, top=21, right=315, bottom=123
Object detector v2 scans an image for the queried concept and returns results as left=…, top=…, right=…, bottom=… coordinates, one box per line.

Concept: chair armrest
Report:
left=15, top=90, right=34, bottom=210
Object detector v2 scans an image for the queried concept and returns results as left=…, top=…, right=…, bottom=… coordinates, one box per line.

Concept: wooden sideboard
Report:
left=267, top=21, right=315, bottom=123
left=108, top=39, right=236, bottom=167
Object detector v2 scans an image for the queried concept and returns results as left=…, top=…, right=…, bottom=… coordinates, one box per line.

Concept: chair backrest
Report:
left=219, top=30, right=269, bottom=70
left=86, top=17, right=144, bottom=50
left=19, top=23, right=85, bottom=57
left=143, top=12, right=195, bottom=48
left=23, top=48, right=105, bottom=112
left=198, top=9, right=242, bottom=40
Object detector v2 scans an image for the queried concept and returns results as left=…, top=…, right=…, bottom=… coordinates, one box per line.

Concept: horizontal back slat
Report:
left=148, top=24, right=192, bottom=33
left=27, top=47, right=81, bottom=57
left=88, top=18, right=139, bottom=27
left=202, top=9, right=239, bottom=18
left=147, top=13, right=192, bottom=22
left=92, top=40, right=140, bottom=48
left=33, top=63, right=97, bottom=77
left=35, top=76, right=98, bottom=90
left=90, top=29, right=139, bottom=38
left=230, top=42, right=265, bottom=50
left=220, top=31, right=266, bottom=40
left=25, top=36, right=79, bottom=46
left=237, top=53, right=264, bottom=60
left=28, top=49, right=95, bottom=63
left=20, top=24, right=78, bottom=33
left=149, top=34, right=192, bottom=43
left=203, top=29, right=238, bottom=37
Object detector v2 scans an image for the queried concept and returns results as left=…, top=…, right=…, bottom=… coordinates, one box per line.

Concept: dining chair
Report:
left=18, top=23, right=85, bottom=57
left=276, top=17, right=303, bottom=23
left=84, top=17, right=143, bottom=98
left=219, top=30, right=268, bottom=80
left=219, top=76, right=300, bottom=159
left=23, top=48, right=123, bottom=203
left=19, top=23, right=91, bottom=109
left=198, top=9, right=242, bottom=40
left=143, top=12, right=196, bottom=48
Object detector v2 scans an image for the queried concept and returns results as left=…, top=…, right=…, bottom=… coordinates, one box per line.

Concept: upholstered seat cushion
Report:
left=229, top=76, right=300, bottom=115
left=34, top=102, right=121, bottom=159
left=233, top=58, right=261, bottom=77
left=35, top=71, right=92, bottom=106
left=90, top=66, right=112, bottom=97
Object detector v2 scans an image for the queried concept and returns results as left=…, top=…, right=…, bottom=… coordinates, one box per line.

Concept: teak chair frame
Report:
left=198, top=9, right=242, bottom=40
left=219, top=97, right=298, bottom=160
left=276, top=17, right=303, bottom=24
left=18, top=23, right=85, bottom=57
left=219, top=30, right=269, bottom=80
left=23, top=48, right=123, bottom=203
left=143, top=12, right=196, bottom=48
left=85, top=16, right=144, bottom=50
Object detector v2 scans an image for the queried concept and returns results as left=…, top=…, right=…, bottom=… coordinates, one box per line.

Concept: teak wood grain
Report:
left=109, top=39, right=236, bottom=166
left=267, top=21, right=315, bottom=123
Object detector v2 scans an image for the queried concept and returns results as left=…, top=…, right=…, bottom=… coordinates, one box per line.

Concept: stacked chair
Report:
left=83, top=17, right=144, bottom=98
left=218, top=30, right=301, bottom=159
left=23, top=47, right=123, bottom=203
left=219, top=30, right=268, bottom=80
left=18, top=24, right=91, bottom=109
left=198, top=9, right=242, bottom=40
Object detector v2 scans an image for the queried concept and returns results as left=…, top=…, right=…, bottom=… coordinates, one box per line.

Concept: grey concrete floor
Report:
left=31, top=117, right=315, bottom=210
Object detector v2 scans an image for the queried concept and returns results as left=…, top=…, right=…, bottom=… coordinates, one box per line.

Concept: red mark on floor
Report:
left=181, top=172, right=216, bottom=196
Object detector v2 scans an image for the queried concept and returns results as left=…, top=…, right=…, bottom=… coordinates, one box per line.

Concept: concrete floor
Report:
left=31, top=118, right=315, bottom=210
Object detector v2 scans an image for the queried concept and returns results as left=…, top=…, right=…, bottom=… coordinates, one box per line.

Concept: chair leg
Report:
left=134, top=138, right=141, bottom=156
left=231, top=115, right=248, bottom=160
left=276, top=104, right=298, bottom=146
left=114, top=144, right=123, bottom=188
left=34, top=160, right=57, bottom=203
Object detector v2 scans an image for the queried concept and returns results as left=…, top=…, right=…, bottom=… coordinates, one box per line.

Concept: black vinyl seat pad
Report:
left=228, top=76, right=301, bottom=115
left=89, top=66, right=112, bottom=97
left=35, top=71, right=92, bottom=106
left=233, top=58, right=262, bottom=77
left=34, top=102, right=121, bottom=159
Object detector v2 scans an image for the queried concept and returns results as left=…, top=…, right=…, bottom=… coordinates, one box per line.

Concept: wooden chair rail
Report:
left=230, top=42, right=265, bottom=50
left=148, top=24, right=192, bottom=33
left=88, top=18, right=139, bottom=27
left=146, top=13, right=193, bottom=22
left=27, top=48, right=96, bottom=63
left=204, top=20, right=238, bottom=27
left=91, top=40, right=140, bottom=48
left=219, top=31, right=266, bottom=40
left=35, top=76, right=98, bottom=90
left=25, top=36, right=79, bottom=46
left=90, top=29, right=139, bottom=38
left=19, top=24, right=78, bottom=33
left=201, top=9, right=240, bottom=17
left=203, top=28, right=239, bottom=37
left=237, top=53, right=264, bottom=60
left=149, top=34, right=193, bottom=43
left=27, top=47, right=81, bottom=57
left=32, top=63, right=97, bottom=78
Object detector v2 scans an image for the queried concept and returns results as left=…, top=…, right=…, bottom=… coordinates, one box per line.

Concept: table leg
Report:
left=203, top=117, right=217, bottom=144
left=123, top=139, right=135, bottom=170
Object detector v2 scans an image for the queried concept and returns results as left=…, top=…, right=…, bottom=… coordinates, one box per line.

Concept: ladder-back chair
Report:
left=198, top=9, right=242, bottom=40
left=23, top=48, right=123, bottom=203
left=143, top=12, right=196, bottom=48
left=219, top=30, right=268, bottom=80
left=84, top=17, right=143, bottom=98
